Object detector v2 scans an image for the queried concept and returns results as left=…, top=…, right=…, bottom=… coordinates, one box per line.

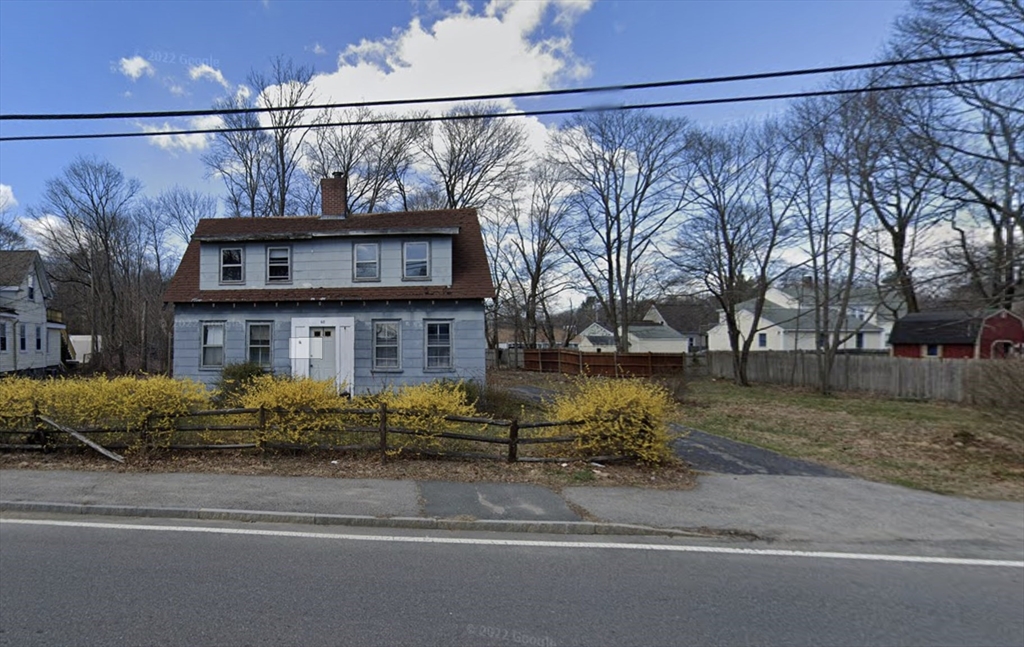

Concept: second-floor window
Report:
left=28, top=275, right=35, bottom=300
left=220, top=248, right=244, bottom=283
left=403, top=241, right=429, bottom=279
left=355, top=243, right=379, bottom=281
left=267, top=247, right=291, bottom=283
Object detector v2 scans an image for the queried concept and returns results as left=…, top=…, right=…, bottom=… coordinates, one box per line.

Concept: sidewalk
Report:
left=2, top=468, right=1022, bottom=553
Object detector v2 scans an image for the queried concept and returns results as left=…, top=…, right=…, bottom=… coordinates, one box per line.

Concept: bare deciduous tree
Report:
left=548, top=110, right=692, bottom=352
left=894, top=0, right=1024, bottom=310
left=202, top=93, right=272, bottom=218
left=249, top=56, right=317, bottom=217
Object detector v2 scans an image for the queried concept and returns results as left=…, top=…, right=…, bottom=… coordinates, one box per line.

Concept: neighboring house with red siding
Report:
left=888, top=310, right=1024, bottom=359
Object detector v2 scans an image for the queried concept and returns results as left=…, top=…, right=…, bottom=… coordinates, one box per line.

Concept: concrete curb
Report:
left=0, top=500, right=704, bottom=538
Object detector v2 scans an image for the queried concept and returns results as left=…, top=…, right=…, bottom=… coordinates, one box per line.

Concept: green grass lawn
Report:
left=678, top=377, right=1024, bottom=500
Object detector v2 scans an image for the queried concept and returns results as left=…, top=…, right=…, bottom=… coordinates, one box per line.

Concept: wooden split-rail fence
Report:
left=0, top=403, right=622, bottom=464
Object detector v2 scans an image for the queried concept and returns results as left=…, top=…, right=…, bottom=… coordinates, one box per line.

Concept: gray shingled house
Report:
left=163, top=175, right=495, bottom=394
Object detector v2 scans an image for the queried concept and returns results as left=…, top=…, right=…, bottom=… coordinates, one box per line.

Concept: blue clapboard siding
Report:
left=198, top=237, right=453, bottom=291
left=172, top=300, right=485, bottom=394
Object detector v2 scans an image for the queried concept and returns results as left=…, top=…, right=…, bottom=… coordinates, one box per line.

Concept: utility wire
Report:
left=0, top=46, right=1020, bottom=123
left=1, top=74, right=1019, bottom=143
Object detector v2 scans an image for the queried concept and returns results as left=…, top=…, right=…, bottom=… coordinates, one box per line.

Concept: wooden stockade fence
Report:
left=0, top=403, right=627, bottom=464
left=706, top=351, right=1024, bottom=405
left=522, top=349, right=685, bottom=378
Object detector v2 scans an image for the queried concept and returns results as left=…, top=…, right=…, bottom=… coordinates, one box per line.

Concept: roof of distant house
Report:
left=0, top=250, right=39, bottom=288
left=760, top=305, right=883, bottom=332
left=888, top=311, right=997, bottom=345
left=163, top=209, right=495, bottom=304
left=648, top=301, right=718, bottom=332
left=628, top=322, right=686, bottom=340
left=585, top=335, right=616, bottom=346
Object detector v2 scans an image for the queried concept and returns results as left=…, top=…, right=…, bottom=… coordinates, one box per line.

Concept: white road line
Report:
left=2, top=518, right=1022, bottom=568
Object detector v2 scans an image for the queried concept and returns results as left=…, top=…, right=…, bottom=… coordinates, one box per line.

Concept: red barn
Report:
left=889, top=310, right=1024, bottom=359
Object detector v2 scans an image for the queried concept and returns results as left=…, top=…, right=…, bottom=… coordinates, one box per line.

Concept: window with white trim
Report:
left=35, top=326, right=42, bottom=351
left=373, top=321, right=400, bottom=370
left=354, top=243, right=379, bottom=280
left=220, top=247, right=244, bottom=283
left=267, top=247, right=291, bottom=283
left=757, top=332, right=767, bottom=348
left=0, top=322, right=7, bottom=352
left=19, top=324, right=27, bottom=352
left=425, top=321, right=452, bottom=369
left=201, top=322, right=225, bottom=368
left=247, top=322, right=272, bottom=367
left=403, top=241, right=430, bottom=279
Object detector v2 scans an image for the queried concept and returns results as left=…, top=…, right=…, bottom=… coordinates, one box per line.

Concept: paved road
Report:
left=2, top=516, right=1021, bottom=647
left=671, top=426, right=848, bottom=477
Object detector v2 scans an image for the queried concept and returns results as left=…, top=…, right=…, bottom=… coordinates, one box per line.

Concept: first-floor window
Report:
left=426, top=321, right=452, bottom=369
left=856, top=332, right=865, bottom=350
left=757, top=332, right=767, bottom=348
left=201, top=322, right=225, bottom=368
left=373, top=321, right=400, bottom=370
left=35, top=326, right=42, bottom=351
left=247, top=322, right=272, bottom=367
left=926, top=344, right=939, bottom=357
left=19, top=324, right=26, bottom=352
left=0, top=322, right=6, bottom=351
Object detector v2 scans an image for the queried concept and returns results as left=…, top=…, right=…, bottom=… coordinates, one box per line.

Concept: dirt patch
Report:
left=0, top=449, right=697, bottom=492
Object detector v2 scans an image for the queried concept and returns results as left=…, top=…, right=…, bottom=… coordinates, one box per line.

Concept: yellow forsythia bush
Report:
left=0, top=375, right=209, bottom=429
left=237, top=374, right=351, bottom=445
left=0, top=375, right=209, bottom=445
left=547, top=377, right=673, bottom=463
left=365, top=381, right=479, bottom=453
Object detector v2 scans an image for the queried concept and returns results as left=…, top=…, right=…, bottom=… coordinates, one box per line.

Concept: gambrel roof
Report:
left=163, top=209, right=495, bottom=304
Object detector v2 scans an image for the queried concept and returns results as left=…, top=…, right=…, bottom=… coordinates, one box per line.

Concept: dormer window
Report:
left=220, top=247, right=244, bottom=283
left=354, top=243, right=379, bottom=281
left=267, top=247, right=291, bottom=283
left=403, top=241, right=430, bottom=279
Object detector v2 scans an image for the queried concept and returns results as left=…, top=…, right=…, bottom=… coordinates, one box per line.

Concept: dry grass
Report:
left=680, top=377, right=1024, bottom=501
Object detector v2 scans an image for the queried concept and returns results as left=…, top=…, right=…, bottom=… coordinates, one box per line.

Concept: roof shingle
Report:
left=163, top=209, right=495, bottom=304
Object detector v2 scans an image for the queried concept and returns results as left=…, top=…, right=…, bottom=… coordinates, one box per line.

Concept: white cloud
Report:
left=0, top=184, right=17, bottom=212
left=235, top=84, right=252, bottom=101
left=168, top=84, right=187, bottom=96
left=311, top=42, right=327, bottom=55
left=118, top=55, right=155, bottom=80
left=189, top=64, right=231, bottom=89
left=299, top=0, right=592, bottom=159
left=141, top=115, right=223, bottom=153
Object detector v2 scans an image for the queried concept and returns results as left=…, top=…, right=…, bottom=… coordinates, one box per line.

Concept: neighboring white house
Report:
left=574, top=321, right=687, bottom=353
left=0, top=250, right=66, bottom=374
left=643, top=301, right=719, bottom=353
left=707, top=298, right=886, bottom=352
left=67, top=335, right=102, bottom=366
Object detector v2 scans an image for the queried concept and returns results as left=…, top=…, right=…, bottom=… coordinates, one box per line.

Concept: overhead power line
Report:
left=0, top=74, right=1019, bottom=144
left=0, top=46, right=1020, bottom=123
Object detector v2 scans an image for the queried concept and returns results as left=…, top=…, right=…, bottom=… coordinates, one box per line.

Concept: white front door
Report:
left=308, top=327, right=336, bottom=382
left=289, top=317, right=355, bottom=393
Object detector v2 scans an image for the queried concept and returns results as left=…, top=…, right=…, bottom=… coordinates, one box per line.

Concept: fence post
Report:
left=648, top=352, right=653, bottom=377
left=258, top=406, right=267, bottom=434
left=141, top=413, right=152, bottom=452
left=507, top=418, right=519, bottom=463
left=379, top=400, right=388, bottom=463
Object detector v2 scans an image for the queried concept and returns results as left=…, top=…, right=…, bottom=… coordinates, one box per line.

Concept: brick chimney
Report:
left=320, top=172, right=347, bottom=218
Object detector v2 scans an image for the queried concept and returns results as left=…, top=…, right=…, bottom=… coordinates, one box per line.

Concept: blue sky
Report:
left=0, top=0, right=909, bottom=217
